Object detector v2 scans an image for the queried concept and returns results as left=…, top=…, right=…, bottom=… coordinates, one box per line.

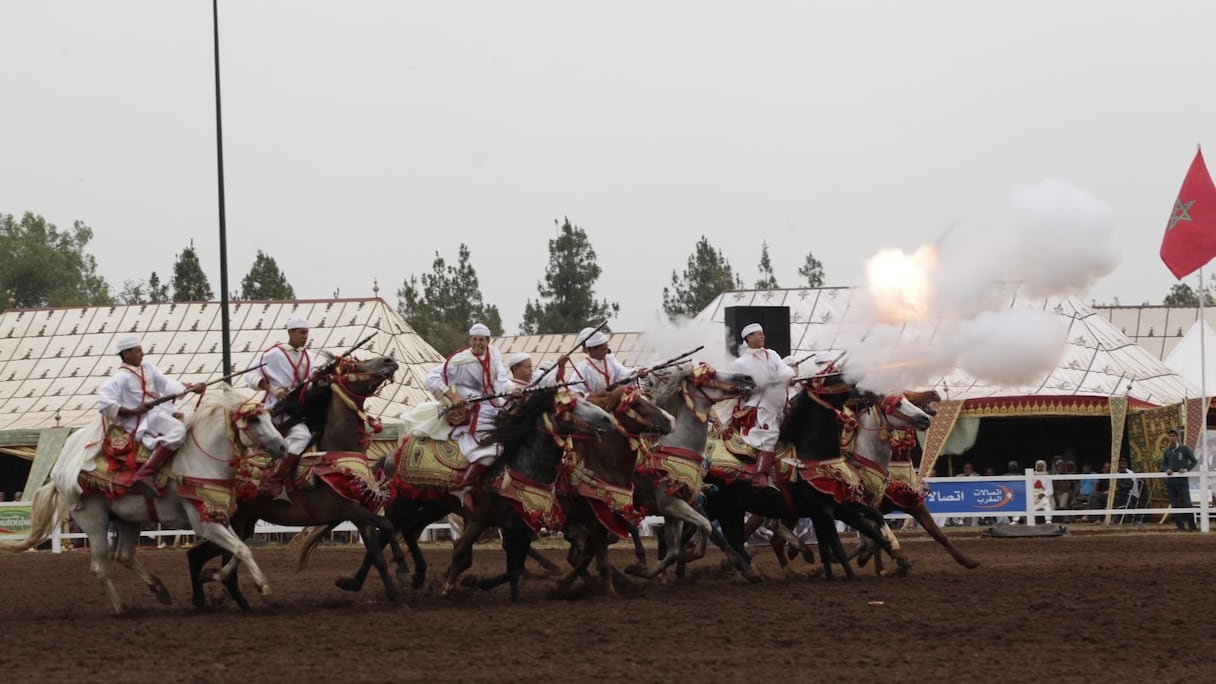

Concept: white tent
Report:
left=1163, top=318, right=1216, bottom=395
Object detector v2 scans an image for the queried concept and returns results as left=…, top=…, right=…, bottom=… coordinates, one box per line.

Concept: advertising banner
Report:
left=923, top=478, right=1026, bottom=515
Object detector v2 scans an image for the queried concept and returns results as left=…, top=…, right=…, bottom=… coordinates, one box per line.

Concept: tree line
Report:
left=2, top=210, right=826, bottom=354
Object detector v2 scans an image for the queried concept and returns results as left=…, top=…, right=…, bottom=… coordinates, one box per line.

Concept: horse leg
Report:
left=74, top=502, right=126, bottom=614
left=187, top=541, right=222, bottom=611
left=808, top=511, right=852, bottom=581
left=356, top=519, right=401, bottom=602
left=112, top=523, right=171, bottom=605
left=908, top=503, right=980, bottom=569
left=443, top=518, right=488, bottom=596
left=527, top=545, right=563, bottom=577
left=556, top=537, right=595, bottom=593
left=199, top=521, right=272, bottom=597
left=591, top=527, right=617, bottom=597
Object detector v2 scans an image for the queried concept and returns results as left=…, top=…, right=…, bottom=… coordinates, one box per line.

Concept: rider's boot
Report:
left=751, top=450, right=775, bottom=489
left=132, top=445, right=175, bottom=497
left=453, top=461, right=491, bottom=490
left=265, top=452, right=301, bottom=503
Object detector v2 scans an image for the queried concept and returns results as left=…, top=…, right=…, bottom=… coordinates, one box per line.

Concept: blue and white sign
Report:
left=924, top=478, right=1025, bottom=514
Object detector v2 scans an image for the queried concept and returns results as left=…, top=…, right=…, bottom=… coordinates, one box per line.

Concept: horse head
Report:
left=231, top=400, right=290, bottom=459
left=330, top=354, right=398, bottom=396
left=879, top=393, right=932, bottom=431
left=903, top=389, right=941, bottom=416
left=589, top=385, right=674, bottom=436
left=650, top=362, right=756, bottom=419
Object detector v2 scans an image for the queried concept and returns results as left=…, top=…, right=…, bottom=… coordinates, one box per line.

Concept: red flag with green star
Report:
left=1161, top=149, right=1216, bottom=279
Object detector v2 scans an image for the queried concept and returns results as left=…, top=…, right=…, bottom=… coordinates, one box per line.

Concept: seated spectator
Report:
left=1032, top=459, right=1054, bottom=524
left=1114, top=457, right=1139, bottom=508
left=982, top=466, right=996, bottom=476
left=1052, top=458, right=1075, bottom=511
left=1076, top=462, right=1100, bottom=521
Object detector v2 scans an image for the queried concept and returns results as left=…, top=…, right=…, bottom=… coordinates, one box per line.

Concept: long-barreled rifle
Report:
left=145, top=362, right=267, bottom=409
left=607, top=344, right=704, bottom=389
left=438, top=380, right=583, bottom=417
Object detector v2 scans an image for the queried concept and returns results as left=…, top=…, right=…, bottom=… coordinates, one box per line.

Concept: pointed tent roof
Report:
left=697, top=287, right=1199, bottom=412
left=1163, top=318, right=1216, bottom=392
left=0, top=298, right=444, bottom=434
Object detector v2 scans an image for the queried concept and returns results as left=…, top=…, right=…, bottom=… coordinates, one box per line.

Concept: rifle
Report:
left=527, top=319, right=610, bottom=389
left=608, top=345, right=704, bottom=389
left=438, top=380, right=583, bottom=417
left=280, top=332, right=377, bottom=399
left=145, top=363, right=267, bottom=409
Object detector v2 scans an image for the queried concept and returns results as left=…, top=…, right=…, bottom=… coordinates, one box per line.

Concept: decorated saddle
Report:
left=76, top=426, right=169, bottom=498
left=883, top=457, right=929, bottom=509
left=636, top=443, right=708, bottom=501
left=390, top=434, right=469, bottom=498
left=558, top=452, right=645, bottom=539
left=234, top=450, right=388, bottom=510
left=704, top=433, right=796, bottom=484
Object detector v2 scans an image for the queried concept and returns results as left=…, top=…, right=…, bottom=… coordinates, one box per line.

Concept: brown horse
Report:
left=187, top=354, right=402, bottom=610
left=553, top=385, right=674, bottom=596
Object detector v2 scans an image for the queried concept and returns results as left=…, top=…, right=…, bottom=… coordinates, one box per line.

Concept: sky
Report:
left=4, top=0, right=1216, bottom=334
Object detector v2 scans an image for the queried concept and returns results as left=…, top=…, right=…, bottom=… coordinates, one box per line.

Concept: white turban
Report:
left=507, top=352, right=531, bottom=369
left=468, top=323, right=492, bottom=337
left=285, top=316, right=310, bottom=331
left=583, top=330, right=609, bottom=348
left=115, top=335, right=142, bottom=354
left=740, top=323, right=763, bottom=340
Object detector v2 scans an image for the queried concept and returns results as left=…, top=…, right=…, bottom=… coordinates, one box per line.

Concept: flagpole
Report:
left=1201, top=263, right=1211, bottom=533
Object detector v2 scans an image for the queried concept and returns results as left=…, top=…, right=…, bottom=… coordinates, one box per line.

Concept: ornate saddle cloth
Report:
left=848, top=453, right=890, bottom=507
left=794, top=455, right=866, bottom=504
left=637, top=445, right=707, bottom=501
left=884, top=458, right=929, bottom=509
left=559, top=455, right=644, bottom=538
left=705, top=434, right=795, bottom=484
left=391, top=434, right=468, bottom=496
left=234, top=450, right=388, bottom=510
left=489, top=467, right=565, bottom=533
left=77, top=428, right=167, bottom=499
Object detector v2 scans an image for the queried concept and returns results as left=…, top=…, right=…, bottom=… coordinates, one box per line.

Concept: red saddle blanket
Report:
left=234, top=450, right=388, bottom=510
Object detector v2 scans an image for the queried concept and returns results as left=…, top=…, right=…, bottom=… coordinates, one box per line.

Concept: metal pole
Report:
left=213, top=0, right=232, bottom=376
left=1199, top=263, right=1210, bottom=532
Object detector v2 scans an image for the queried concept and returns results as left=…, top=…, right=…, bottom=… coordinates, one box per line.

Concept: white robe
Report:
left=245, top=343, right=313, bottom=453
left=727, top=347, right=794, bottom=452
left=425, top=347, right=513, bottom=464
left=565, top=354, right=633, bottom=395
left=97, top=363, right=188, bottom=451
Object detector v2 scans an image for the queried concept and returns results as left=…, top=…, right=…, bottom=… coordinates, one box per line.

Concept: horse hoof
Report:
left=460, top=575, right=481, bottom=588
left=154, top=587, right=172, bottom=605
left=963, top=559, right=981, bottom=569
left=411, top=574, right=426, bottom=590
left=623, top=563, right=649, bottom=578
left=335, top=577, right=360, bottom=592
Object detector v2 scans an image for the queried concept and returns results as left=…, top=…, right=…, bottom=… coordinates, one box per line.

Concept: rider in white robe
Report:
left=244, top=316, right=314, bottom=501
left=559, top=328, right=646, bottom=395
left=425, top=323, right=515, bottom=488
left=726, top=323, right=794, bottom=488
left=98, top=335, right=202, bottom=491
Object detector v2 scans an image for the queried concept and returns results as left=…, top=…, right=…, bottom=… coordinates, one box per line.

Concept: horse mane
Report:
left=777, top=391, right=812, bottom=444
left=649, top=366, right=690, bottom=413
left=485, top=387, right=559, bottom=450
left=184, top=386, right=258, bottom=429
left=586, top=385, right=627, bottom=412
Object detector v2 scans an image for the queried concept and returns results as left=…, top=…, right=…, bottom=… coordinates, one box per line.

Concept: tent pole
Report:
left=1200, top=267, right=1210, bottom=532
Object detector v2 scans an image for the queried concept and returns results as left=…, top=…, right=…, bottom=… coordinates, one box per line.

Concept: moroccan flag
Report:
left=1161, top=149, right=1216, bottom=279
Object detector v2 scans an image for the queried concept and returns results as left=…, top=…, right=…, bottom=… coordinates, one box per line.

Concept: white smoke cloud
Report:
left=638, top=311, right=736, bottom=371
left=850, top=179, right=1118, bottom=393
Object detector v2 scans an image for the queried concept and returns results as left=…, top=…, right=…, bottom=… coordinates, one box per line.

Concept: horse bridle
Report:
left=680, top=364, right=753, bottom=423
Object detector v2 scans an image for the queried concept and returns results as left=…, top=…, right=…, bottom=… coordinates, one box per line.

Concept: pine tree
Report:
left=755, top=241, right=779, bottom=289
left=520, top=218, right=619, bottom=334
left=662, top=236, right=739, bottom=318
left=171, top=241, right=213, bottom=301
left=397, top=244, right=503, bottom=355
left=146, top=271, right=169, bottom=303
left=239, top=250, right=296, bottom=300
left=798, top=250, right=826, bottom=288
left=0, top=212, right=111, bottom=307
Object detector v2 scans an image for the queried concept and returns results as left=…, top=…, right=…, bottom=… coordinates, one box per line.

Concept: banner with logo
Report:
left=923, top=478, right=1025, bottom=515
left=0, top=503, right=33, bottom=538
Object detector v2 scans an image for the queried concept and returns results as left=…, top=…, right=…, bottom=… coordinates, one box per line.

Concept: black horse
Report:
left=702, top=378, right=910, bottom=581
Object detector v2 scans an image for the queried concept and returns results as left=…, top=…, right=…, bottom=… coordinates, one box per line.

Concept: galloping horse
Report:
left=629, top=363, right=762, bottom=580
left=552, top=385, right=674, bottom=596
left=306, top=387, right=615, bottom=603
left=186, top=355, right=403, bottom=610
left=0, top=392, right=287, bottom=614
left=851, top=390, right=979, bottom=572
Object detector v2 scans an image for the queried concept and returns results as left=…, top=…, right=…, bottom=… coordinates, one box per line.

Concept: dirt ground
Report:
left=0, top=528, right=1213, bottom=683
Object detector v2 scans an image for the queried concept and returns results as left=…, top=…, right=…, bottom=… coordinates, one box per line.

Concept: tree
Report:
left=171, top=241, right=213, bottom=301
left=0, top=212, right=111, bottom=307
left=239, top=250, right=296, bottom=300
left=755, top=241, right=779, bottom=289
left=662, top=235, right=740, bottom=318
left=146, top=271, right=169, bottom=303
left=397, top=244, right=503, bottom=355
left=520, top=218, right=619, bottom=334
left=116, top=271, right=170, bottom=305
left=798, top=250, right=826, bottom=288
left=1163, top=282, right=1215, bottom=306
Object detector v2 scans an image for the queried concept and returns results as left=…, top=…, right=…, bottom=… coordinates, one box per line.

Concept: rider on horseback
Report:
left=427, top=323, right=516, bottom=490
left=245, top=316, right=315, bottom=503
left=558, top=327, right=647, bottom=395
left=101, top=336, right=204, bottom=495
left=727, top=323, right=794, bottom=489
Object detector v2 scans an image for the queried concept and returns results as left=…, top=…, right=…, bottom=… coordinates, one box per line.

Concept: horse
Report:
left=302, top=386, right=616, bottom=603
left=627, top=363, right=762, bottom=581
left=702, top=372, right=912, bottom=581
left=0, top=391, right=288, bottom=614
left=850, top=390, right=980, bottom=573
left=185, top=354, right=403, bottom=611
left=551, top=385, right=674, bottom=596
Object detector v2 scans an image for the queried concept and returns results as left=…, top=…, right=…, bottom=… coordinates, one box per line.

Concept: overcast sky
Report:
left=3, top=1, right=1215, bottom=332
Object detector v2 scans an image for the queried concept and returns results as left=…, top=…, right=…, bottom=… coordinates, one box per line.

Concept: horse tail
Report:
left=287, top=523, right=338, bottom=572
left=0, top=482, right=61, bottom=552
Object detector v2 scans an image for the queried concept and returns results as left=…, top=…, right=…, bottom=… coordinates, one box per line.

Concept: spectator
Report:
left=1162, top=428, right=1198, bottom=532
left=1051, top=458, right=1075, bottom=511
left=1032, top=459, right=1054, bottom=524
left=1114, top=457, right=1140, bottom=510
left=951, top=462, right=979, bottom=526
left=982, top=466, right=996, bottom=476
left=1076, top=463, right=1100, bottom=522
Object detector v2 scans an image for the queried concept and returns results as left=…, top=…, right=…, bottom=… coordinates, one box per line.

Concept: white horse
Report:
left=0, top=391, right=288, bottom=614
